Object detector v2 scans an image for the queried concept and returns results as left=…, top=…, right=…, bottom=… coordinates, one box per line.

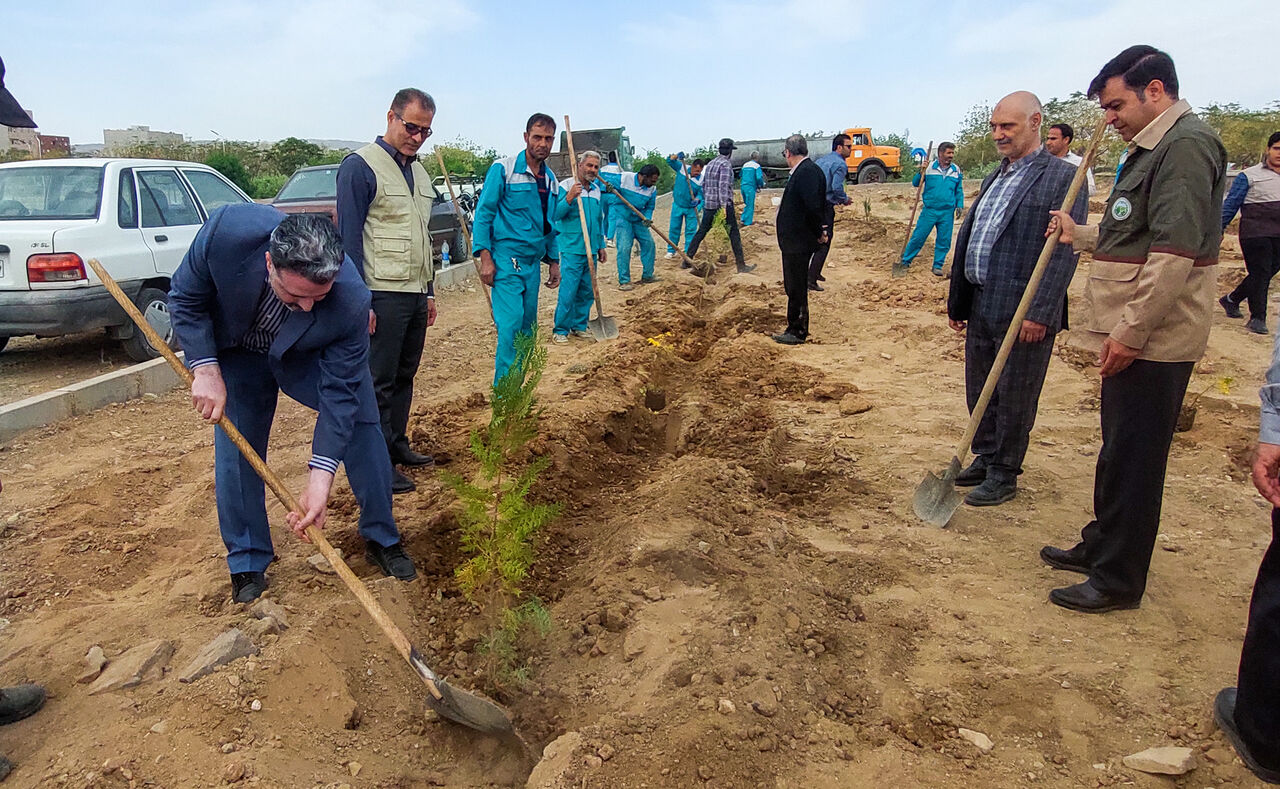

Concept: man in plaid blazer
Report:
left=946, top=91, right=1089, bottom=506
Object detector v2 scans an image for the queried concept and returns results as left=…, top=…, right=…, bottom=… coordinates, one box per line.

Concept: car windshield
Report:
left=0, top=166, right=103, bottom=220
left=276, top=167, right=339, bottom=201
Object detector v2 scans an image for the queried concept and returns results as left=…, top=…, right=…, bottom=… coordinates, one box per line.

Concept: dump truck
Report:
left=730, top=127, right=901, bottom=184
left=544, top=127, right=636, bottom=179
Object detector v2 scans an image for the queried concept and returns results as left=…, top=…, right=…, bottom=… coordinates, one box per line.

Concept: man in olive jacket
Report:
left=1043, top=45, right=1227, bottom=613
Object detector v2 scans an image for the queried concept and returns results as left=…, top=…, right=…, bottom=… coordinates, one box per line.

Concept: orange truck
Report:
left=730, top=127, right=902, bottom=184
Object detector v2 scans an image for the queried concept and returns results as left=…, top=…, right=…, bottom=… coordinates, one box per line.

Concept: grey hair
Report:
left=749, top=150, right=760, bottom=160
left=269, top=214, right=344, bottom=283
left=578, top=150, right=602, bottom=165
left=391, top=87, right=436, bottom=114
left=784, top=135, right=808, bottom=157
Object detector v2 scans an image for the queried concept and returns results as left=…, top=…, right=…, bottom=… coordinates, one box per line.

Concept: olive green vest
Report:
left=354, top=143, right=434, bottom=293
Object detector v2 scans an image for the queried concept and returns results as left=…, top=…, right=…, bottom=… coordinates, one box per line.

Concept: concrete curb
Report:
left=0, top=353, right=186, bottom=447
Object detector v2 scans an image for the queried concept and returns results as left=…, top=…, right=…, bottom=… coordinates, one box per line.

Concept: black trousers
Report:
left=806, top=204, right=836, bottom=285
left=1234, top=508, right=1280, bottom=770
left=369, top=290, right=430, bottom=456
left=1073, top=358, right=1194, bottom=599
left=1228, top=236, right=1280, bottom=320
left=781, top=250, right=811, bottom=339
left=687, top=202, right=745, bottom=267
left=963, top=292, right=1057, bottom=481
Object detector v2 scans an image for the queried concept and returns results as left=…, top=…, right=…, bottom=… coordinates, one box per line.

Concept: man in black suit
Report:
left=946, top=91, right=1088, bottom=506
left=773, top=135, right=827, bottom=345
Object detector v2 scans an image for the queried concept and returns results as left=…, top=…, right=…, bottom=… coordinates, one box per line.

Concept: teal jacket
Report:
left=600, top=170, right=656, bottom=223
left=553, top=176, right=605, bottom=257
left=741, top=161, right=765, bottom=192
left=667, top=157, right=703, bottom=209
left=912, top=160, right=964, bottom=211
left=472, top=150, right=560, bottom=261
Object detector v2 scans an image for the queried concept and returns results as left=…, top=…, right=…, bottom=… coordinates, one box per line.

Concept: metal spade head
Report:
left=913, top=456, right=964, bottom=527
left=589, top=315, right=619, bottom=341
left=891, top=262, right=910, bottom=279
left=426, top=674, right=517, bottom=736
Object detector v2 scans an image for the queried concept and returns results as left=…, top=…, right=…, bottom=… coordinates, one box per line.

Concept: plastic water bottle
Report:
left=442, top=242, right=450, bottom=267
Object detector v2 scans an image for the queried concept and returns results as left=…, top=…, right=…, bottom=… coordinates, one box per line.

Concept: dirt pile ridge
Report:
left=0, top=184, right=1274, bottom=787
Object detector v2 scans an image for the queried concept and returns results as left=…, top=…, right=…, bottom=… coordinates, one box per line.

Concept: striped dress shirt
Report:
left=965, top=148, right=1040, bottom=286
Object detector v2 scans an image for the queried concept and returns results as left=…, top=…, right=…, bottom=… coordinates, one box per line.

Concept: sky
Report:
left=4, top=0, right=1275, bottom=158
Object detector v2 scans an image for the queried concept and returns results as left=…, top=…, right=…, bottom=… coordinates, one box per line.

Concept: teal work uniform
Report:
left=600, top=170, right=657, bottom=285
left=902, top=160, right=964, bottom=270
left=666, top=155, right=702, bottom=254
left=552, top=176, right=604, bottom=337
left=471, top=151, right=560, bottom=383
left=740, top=160, right=765, bottom=226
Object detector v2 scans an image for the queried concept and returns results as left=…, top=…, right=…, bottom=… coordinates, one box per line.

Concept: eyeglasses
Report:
left=395, top=114, right=433, bottom=139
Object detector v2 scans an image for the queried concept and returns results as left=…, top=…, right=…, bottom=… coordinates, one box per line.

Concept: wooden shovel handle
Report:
left=86, top=258, right=443, bottom=700
left=601, top=179, right=704, bottom=273
left=562, top=116, right=609, bottom=321
left=433, top=150, right=495, bottom=324
left=898, top=140, right=934, bottom=263
left=952, top=117, right=1109, bottom=462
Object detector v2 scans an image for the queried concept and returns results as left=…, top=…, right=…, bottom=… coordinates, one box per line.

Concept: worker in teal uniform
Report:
left=740, top=151, right=765, bottom=226
left=601, top=164, right=660, bottom=290
left=665, top=152, right=703, bottom=258
left=901, top=141, right=965, bottom=275
left=551, top=150, right=606, bottom=343
left=472, top=113, right=562, bottom=383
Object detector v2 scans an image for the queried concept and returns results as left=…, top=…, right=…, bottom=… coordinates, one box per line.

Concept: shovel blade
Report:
left=913, top=456, right=964, bottom=527
left=891, top=262, right=909, bottom=279
left=426, top=675, right=517, bottom=737
left=589, top=315, right=619, bottom=341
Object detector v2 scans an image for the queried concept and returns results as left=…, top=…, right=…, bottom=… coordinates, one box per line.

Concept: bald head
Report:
left=990, top=91, right=1044, bottom=162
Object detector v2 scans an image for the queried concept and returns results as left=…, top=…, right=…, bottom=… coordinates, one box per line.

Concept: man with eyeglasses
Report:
left=337, top=88, right=439, bottom=495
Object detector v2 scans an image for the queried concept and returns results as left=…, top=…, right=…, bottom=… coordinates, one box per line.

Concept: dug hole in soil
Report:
left=0, top=185, right=1275, bottom=787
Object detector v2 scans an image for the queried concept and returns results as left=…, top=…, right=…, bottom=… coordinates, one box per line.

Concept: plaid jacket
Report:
left=947, top=149, right=1089, bottom=331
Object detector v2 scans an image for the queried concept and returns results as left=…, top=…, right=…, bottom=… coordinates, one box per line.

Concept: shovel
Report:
left=913, top=118, right=1107, bottom=527
left=87, top=258, right=521, bottom=740
left=598, top=179, right=714, bottom=278
left=433, top=149, right=495, bottom=326
left=892, top=140, right=933, bottom=278
left=562, top=116, right=618, bottom=341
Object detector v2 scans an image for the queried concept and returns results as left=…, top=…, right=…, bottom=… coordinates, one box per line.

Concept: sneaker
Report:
left=736, top=264, right=757, bottom=275
left=932, top=264, right=945, bottom=277
left=663, top=252, right=674, bottom=260
left=1220, top=294, right=1243, bottom=318
left=365, top=541, right=418, bottom=581
left=619, top=282, right=634, bottom=291
left=570, top=329, right=592, bottom=338
left=1247, top=317, right=1268, bottom=334
left=0, top=684, right=46, bottom=726
left=640, top=275, right=661, bottom=284
left=552, top=333, right=569, bottom=345
left=606, top=239, right=616, bottom=249
left=230, top=571, right=268, bottom=604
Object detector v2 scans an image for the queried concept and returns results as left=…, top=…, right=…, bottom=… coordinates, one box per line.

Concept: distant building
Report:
left=38, top=134, right=70, bottom=156
left=104, top=124, right=184, bottom=152
left=1, top=107, right=39, bottom=155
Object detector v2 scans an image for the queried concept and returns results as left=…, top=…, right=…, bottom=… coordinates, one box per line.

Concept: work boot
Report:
left=365, top=541, right=417, bottom=581
left=391, top=468, right=416, bottom=495
left=964, top=476, right=1016, bottom=506
left=1247, top=317, right=1268, bottom=335
left=230, top=571, right=268, bottom=604
left=954, top=457, right=988, bottom=487
left=736, top=263, right=757, bottom=275
left=1220, top=294, right=1243, bottom=318
left=0, top=684, right=45, bottom=726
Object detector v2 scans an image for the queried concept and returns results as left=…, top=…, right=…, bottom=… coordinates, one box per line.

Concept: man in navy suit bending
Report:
left=170, top=204, right=418, bottom=603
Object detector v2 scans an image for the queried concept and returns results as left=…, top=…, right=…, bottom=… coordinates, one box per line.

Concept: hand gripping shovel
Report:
left=913, top=118, right=1107, bottom=527
left=892, top=140, right=933, bottom=278
left=562, top=115, right=618, bottom=340
left=88, top=258, right=521, bottom=741
left=598, top=179, right=713, bottom=278
left=433, top=149, right=495, bottom=327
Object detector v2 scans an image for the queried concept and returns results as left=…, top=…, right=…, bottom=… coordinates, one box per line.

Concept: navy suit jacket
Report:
left=947, top=149, right=1089, bottom=331
left=169, top=203, right=379, bottom=462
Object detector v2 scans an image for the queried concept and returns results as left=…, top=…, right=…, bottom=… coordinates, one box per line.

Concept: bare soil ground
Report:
left=0, top=183, right=1274, bottom=788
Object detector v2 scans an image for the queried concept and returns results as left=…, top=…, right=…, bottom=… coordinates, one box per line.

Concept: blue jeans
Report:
left=214, top=349, right=398, bottom=573
left=614, top=218, right=654, bottom=284
left=490, top=248, right=543, bottom=384
left=668, top=205, right=699, bottom=253
left=741, top=188, right=757, bottom=226
left=902, top=206, right=955, bottom=266
left=553, top=253, right=594, bottom=335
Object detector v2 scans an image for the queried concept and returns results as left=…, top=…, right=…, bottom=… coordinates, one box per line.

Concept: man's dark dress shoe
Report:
left=772, top=332, right=804, bottom=345
left=393, top=447, right=435, bottom=467
left=391, top=468, right=416, bottom=494
left=964, top=477, right=1016, bottom=506
left=231, top=571, right=267, bottom=604
left=0, top=683, right=46, bottom=726
left=1214, top=687, right=1280, bottom=784
left=808, top=282, right=823, bottom=292
left=365, top=541, right=418, bottom=581
left=1049, top=580, right=1140, bottom=613
left=954, top=458, right=987, bottom=487
left=1040, top=544, right=1090, bottom=574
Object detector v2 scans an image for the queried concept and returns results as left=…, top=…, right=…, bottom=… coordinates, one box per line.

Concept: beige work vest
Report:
left=354, top=143, right=434, bottom=293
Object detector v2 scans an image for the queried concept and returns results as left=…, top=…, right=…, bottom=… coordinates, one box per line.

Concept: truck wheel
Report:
left=122, top=287, right=177, bottom=362
left=857, top=164, right=887, bottom=184
left=453, top=228, right=470, bottom=262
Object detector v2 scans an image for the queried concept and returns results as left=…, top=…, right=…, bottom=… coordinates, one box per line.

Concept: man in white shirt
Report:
left=1045, top=123, right=1096, bottom=197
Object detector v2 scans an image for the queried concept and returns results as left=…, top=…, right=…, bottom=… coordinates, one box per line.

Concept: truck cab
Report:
left=841, top=127, right=901, bottom=184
